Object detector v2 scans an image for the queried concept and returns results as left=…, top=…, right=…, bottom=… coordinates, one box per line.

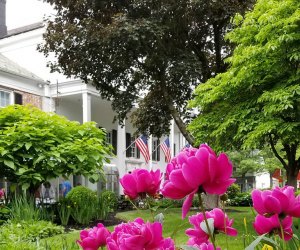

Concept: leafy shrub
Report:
left=0, top=205, right=11, bottom=224
left=101, top=190, right=118, bottom=211
left=149, top=198, right=183, bottom=209
left=226, top=183, right=241, bottom=199
left=228, top=192, right=252, bottom=207
left=10, top=195, right=40, bottom=222
left=66, top=186, right=98, bottom=225
left=66, top=186, right=97, bottom=208
left=71, top=202, right=96, bottom=225
left=94, top=194, right=110, bottom=220
left=0, top=220, right=64, bottom=243
left=56, top=198, right=72, bottom=226
left=295, top=190, right=300, bottom=196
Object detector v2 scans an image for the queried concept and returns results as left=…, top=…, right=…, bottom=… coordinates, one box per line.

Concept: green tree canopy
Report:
left=0, top=105, right=112, bottom=190
left=189, top=0, right=300, bottom=187
left=39, top=0, right=253, bottom=145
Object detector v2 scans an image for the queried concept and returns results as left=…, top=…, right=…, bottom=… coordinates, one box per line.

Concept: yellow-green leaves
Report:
left=0, top=105, right=113, bottom=188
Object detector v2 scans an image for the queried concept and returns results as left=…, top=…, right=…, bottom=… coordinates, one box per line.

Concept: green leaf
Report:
left=21, top=183, right=30, bottom=191
left=77, top=155, right=86, bottom=162
left=245, top=234, right=267, bottom=250
left=4, top=160, right=14, bottom=169
left=25, top=142, right=32, bottom=150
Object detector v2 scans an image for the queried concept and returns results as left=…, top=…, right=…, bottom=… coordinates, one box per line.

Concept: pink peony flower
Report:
left=252, top=186, right=300, bottom=218
left=77, top=223, right=110, bottom=250
left=186, top=208, right=237, bottom=245
left=107, top=218, right=175, bottom=250
left=162, top=144, right=235, bottom=218
left=253, top=214, right=293, bottom=241
left=120, top=169, right=161, bottom=199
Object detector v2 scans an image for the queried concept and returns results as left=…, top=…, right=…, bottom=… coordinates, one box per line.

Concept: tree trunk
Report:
left=286, top=165, right=298, bottom=189
left=269, top=135, right=299, bottom=189
left=168, top=104, right=195, bottom=146
left=213, top=23, right=222, bottom=74
left=269, top=171, right=273, bottom=188
left=161, top=87, right=195, bottom=146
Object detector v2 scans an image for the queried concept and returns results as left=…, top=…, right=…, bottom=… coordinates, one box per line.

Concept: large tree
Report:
left=189, top=0, right=300, bottom=187
left=39, top=0, right=253, bottom=145
left=0, top=105, right=112, bottom=191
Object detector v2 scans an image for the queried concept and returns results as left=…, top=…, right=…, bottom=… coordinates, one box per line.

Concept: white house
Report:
left=0, top=1, right=188, bottom=198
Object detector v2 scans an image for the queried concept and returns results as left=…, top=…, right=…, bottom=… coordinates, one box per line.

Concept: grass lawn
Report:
left=116, top=206, right=257, bottom=249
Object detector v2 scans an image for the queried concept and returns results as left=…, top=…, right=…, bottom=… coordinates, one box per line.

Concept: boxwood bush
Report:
left=66, top=186, right=97, bottom=208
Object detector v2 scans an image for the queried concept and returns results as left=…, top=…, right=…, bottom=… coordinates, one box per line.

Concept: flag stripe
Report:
left=160, top=138, right=171, bottom=163
left=135, top=136, right=150, bottom=163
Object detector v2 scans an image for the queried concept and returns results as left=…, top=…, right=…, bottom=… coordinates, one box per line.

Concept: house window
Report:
left=105, top=130, right=117, bottom=155
left=106, top=131, right=112, bottom=144
left=152, top=139, right=160, bottom=162
left=0, top=91, right=10, bottom=107
left=126, top=133, right=140, bottom=159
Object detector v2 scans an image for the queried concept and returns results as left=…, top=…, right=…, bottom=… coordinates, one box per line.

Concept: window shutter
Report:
left=112, top=129, right=117, bottom=155
left=174, top=143, right=176, bottom=156
left=136, top=145, right=140, bottom=159
left=14, top=93, right=23, bottom=105
left=126, top=133, right=131, bottom=157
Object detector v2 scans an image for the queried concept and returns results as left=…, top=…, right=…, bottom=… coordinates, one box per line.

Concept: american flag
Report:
left=135, top=135, right=150, bottom=163
left=161, top=138, right=171, bottom=163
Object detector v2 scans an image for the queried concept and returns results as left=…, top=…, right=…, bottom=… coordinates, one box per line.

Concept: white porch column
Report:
left=82, top=92, right=92, bottom=188
left=149, top=135, right=153, bottom=170
left=82, top=92, right=91, bottom=123
left=179, top=133, right=184, bottom=151
left=170, top=119, right=175, bottom=158
left=42, top=84, right=53, bottom=112
left=117, top=121, right=126, bottom=194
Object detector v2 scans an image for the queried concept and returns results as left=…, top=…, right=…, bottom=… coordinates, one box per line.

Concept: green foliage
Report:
left=0, top=105, right=112, bottom=189
left=71, top=202, right=96, bottom=225
left=226, top=183, right=241, bottom=199
left=0, top=205, right=10, bottom=224
left=56, top=198, right=72, bottom=226
left=39, top=0, right=253, bottom=141
left=66, top=186, right=98, bottom=224
left=66, top=186, right=97, bottom=208
left=101, top=190, right=118, bottom=211
left=10, top=195, right=40, bottom=222
left=94, top=194, right=110, bottom=220
left=189, top=0, right=300, bottom=185
left=0, top=220, right=64, bottom=243
left=150, top=198, right=184, bottom=209
left=228, top=192, right=253, bottom=207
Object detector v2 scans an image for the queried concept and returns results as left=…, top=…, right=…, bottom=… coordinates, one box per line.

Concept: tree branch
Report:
left=268, top=134, right=287, bottom=169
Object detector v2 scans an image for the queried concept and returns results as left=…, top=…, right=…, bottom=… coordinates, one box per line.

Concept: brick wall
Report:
left=0, top=85, right=42, bottom=109
left=21, top=91, right=42, bottom=109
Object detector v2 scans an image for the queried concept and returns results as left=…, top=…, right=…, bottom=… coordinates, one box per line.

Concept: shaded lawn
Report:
left=116, top=207, right=257, bottom=249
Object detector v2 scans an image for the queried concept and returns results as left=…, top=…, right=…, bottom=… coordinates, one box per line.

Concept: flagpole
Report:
left=151, top=141, right=163, bottom=154
left=122, top=136, right=141, bottom=154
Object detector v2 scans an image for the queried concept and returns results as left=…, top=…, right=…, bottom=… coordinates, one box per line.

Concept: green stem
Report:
left=222, top=203, right=229, bottom=250
left=198, top=193, right=216, bottom=250
left=279, top=219, right=286, bottom=250
left=128, top=199, right=140, bottom=211
left=146, top=197, right=155, bottom=222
